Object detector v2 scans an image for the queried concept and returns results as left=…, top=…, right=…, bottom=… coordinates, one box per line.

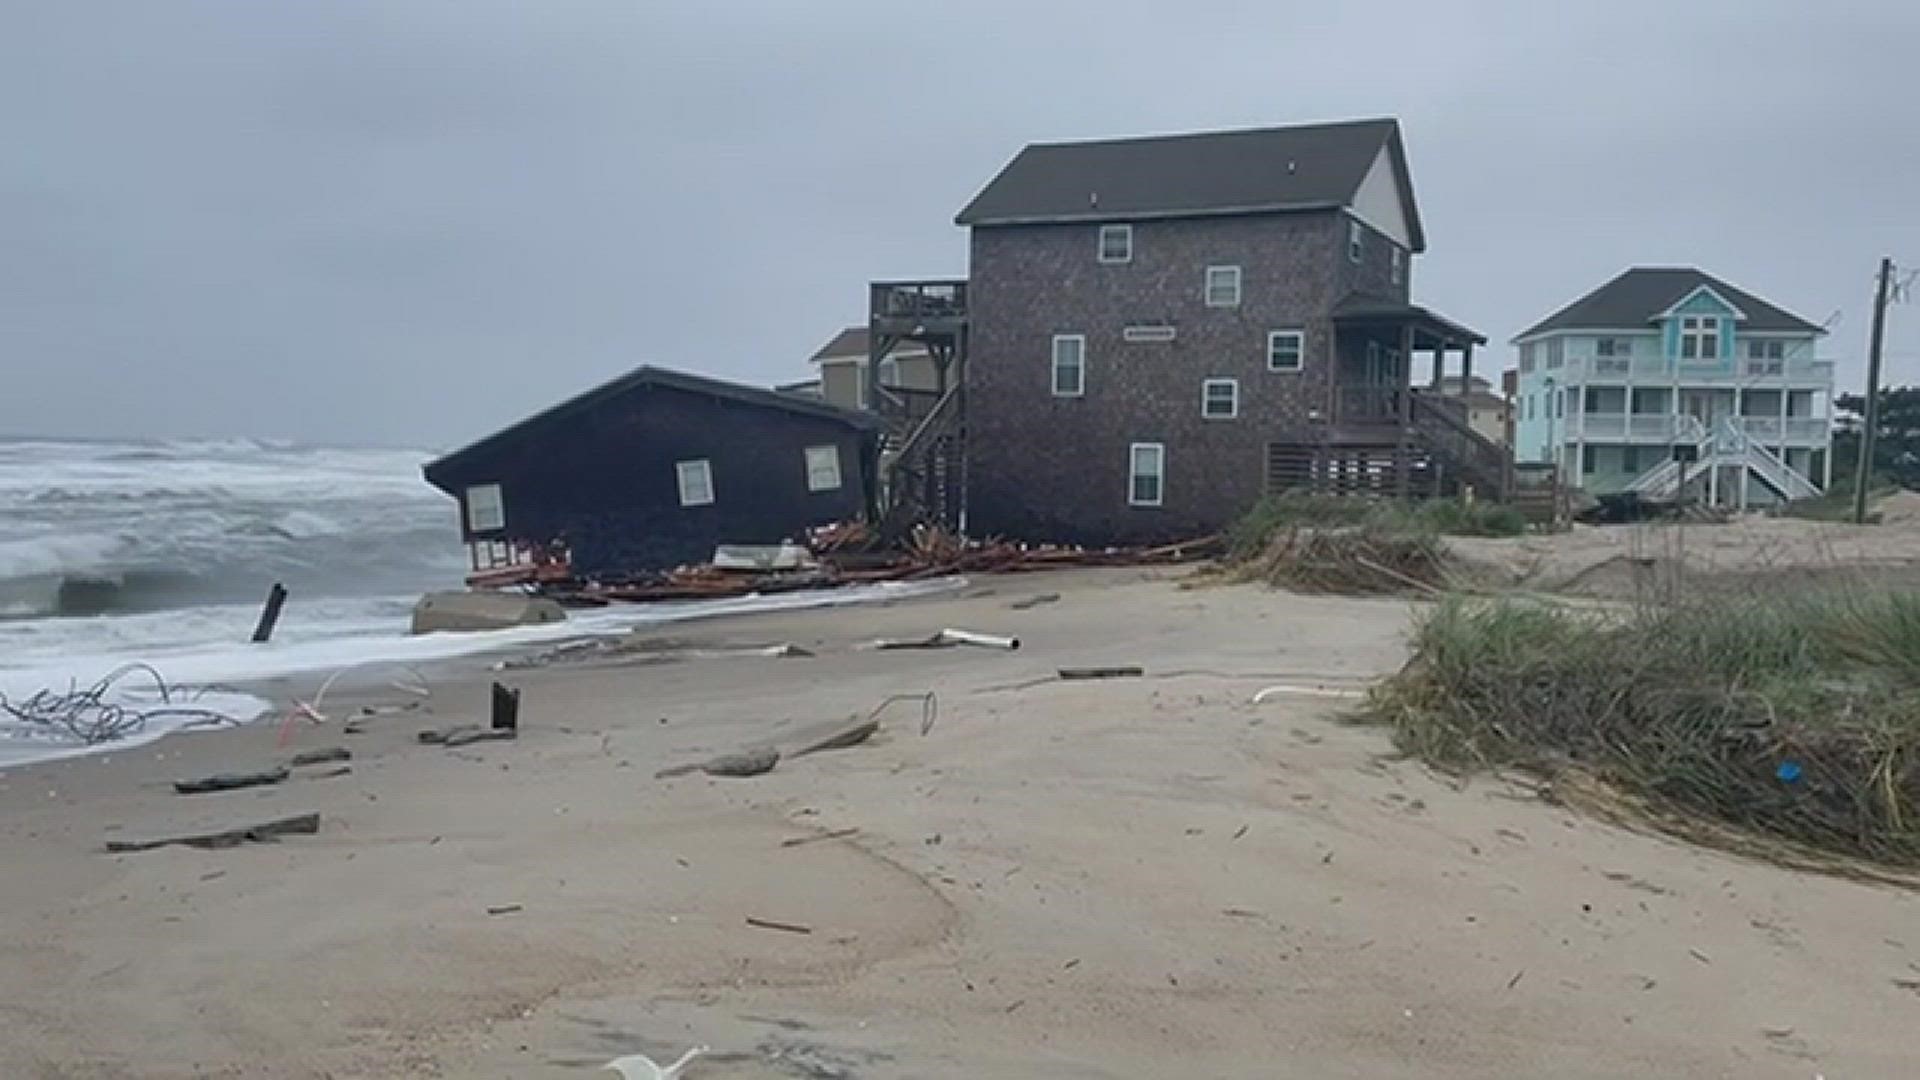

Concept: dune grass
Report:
left=1363, top=590, right=1920, bottom=865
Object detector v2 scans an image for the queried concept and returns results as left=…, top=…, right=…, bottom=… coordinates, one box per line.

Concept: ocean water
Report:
left=0, top=437, right=959, bottom=766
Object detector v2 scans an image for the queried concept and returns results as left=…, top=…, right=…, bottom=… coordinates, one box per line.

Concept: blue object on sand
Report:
left=1776, top=760, right=1804, bottom=784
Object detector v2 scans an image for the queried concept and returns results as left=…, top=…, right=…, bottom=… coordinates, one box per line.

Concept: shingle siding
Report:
left=967, top=210, right=1357, bottom=544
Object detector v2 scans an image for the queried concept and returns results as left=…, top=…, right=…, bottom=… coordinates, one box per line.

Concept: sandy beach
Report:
left=2, top=565, right=1915, bottom=1078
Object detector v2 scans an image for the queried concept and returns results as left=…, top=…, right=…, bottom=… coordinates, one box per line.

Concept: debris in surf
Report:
left=0, top=663, right=248, bottom=746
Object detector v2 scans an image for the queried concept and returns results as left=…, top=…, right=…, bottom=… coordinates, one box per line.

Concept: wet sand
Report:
left=0, top=567, right=1913, bottom=1078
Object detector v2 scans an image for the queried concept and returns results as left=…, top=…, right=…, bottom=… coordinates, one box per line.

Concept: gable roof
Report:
left=424, top=365, right=877, bottom=488
left=1515, top=268, right=1826, bottom=340
left=954, top=118, right=1426, bottom=251
left=807, top=326, right=932, bottom=364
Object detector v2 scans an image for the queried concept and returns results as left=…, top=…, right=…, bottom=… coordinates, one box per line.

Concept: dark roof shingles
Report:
left=1517, top=268, right=1826, bottom=339
left=955, top=118, right=1421, bottom=248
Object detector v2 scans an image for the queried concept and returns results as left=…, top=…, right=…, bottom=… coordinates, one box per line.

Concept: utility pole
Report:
left=1853, top=257, right=1895, bottom=524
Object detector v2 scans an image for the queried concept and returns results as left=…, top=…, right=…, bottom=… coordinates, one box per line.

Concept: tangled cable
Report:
left=0, top=663, right=245, bottom=745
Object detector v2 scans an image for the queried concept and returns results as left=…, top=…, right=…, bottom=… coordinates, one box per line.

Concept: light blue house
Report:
left=1511, top=268, right=1833, bottom=507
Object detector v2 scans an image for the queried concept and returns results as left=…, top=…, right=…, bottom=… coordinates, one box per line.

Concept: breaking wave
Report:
left=0, top=438, right=464, bottom=619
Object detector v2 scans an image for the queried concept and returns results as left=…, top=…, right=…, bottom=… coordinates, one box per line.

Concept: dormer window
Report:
left=1098, top=224, right=1132, bottom=264
left=1680, top=315, right=1720, bottom=360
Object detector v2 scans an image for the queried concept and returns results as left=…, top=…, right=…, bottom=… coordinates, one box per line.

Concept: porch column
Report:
left=1397, top=323, right=1414, bottom=498
left=1778, top=385, right=1789, bottom=463
left=1430, top=338, right=1445, bottom=391
left=1460, top=342, right=1474, bottom=399
left=1573, top=384, right=1585, bottom=490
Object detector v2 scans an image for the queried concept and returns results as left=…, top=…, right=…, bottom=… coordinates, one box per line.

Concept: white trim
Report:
left=1123, top=324, right=1177, bottom=343
left=1097, top=224, right=1133, bottom=264
left=1201, top=378, right=1239, bottom=419
left=1051, top=334, right=1086, bottom=397
left=1679, top=314, right=1722, bottom=361
left=1347, top=219, right=1364, bottom=263
left=1128, top=442, right=1165, bottom=507
left=465, top=483, right=504, bottom=532
left=1389, top=246, right=1404, bottom=286
left=1204, top=265, right=1242, bottom=307
left=1656, top=284, right=1750, bottom=322
left=804, top=445, right=842, bottom=492
left=1267, top=329, right=1305, bottom=372
left=675, top=459, right=714, bottom=507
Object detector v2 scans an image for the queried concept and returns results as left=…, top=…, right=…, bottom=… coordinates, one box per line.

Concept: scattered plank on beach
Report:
left=287, top=746, right=351, bottom=767
left=172, top=766, right=291, bottom=795
left=104, top=812, right=320, bottom=854
left=746, top=916, right=813, bottom=935
left=1059, top=665, right=1145, bottom=680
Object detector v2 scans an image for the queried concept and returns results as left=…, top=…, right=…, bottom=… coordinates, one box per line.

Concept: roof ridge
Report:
left=1021, top=117, right=1397, bottom=151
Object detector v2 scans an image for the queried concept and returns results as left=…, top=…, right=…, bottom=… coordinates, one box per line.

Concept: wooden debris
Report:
left=873, top=628, right=1019, bottom=651
left=1058, top=666, right=1144, bottom=680
left=106, top=812, right=320, bottom=853
left=173, top=766, right=290, bottom=795
left=792, top=718, right=879, bottom=758
left=780, top=827, right=860, bottom=848
left=419, top=725, right=517, bottom=747
left=746, top=916, right=813, bottom=935
left=308, top=766, right=353, bottom=780
left=490, top=681, right=520, bottom=731
left=288, top=746, right=351, bottom=767
left=1008, top=592, right=1061, bottom=611
left=486, top=903, right=524, bottom=916
left=656, top=747, right=780, bottom=780
left=249, top=582, right=289, bottom=644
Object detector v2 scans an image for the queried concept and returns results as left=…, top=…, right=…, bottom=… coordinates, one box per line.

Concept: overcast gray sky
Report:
left=4, top=1, right=1917, bottom=447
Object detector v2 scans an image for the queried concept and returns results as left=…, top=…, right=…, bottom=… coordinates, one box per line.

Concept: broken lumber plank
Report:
left=791, top=718, right=879, bottom=758
left=1057, top=666, right=1145, bottom=680
left=287, top=746, right=351, bottom=767
left=745, top=916, right=813, bottom=935
left=1008, top=592, right=1061, bottom=611
left=173, top=766, right=291, bottom=795
left=442, top=727, right=517, bottom=748
left=105, top=812, right=320, bottom=853
left=780, top=827, right=860, bottom=848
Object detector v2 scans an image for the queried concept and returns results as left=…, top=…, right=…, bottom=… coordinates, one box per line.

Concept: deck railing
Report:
left=870, top=280, right=968, bottom=322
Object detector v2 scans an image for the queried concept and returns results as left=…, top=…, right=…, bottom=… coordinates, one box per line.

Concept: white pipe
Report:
left=937, top=628, right=1020, bottom=650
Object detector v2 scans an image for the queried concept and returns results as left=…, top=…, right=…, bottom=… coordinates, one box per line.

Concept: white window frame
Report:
left=1267, top=329, right=1304, bottom=372
left=1204, top=265, right=1242, bottom=307
left=1097, top=224, right=1132, bottom=264
left=1201, top=378, right=1239, bottom=419
left=465, top=483, right=504, bottom=532
left=804, top=445, right=842, bottom=492
left=675, top=459, right=714, bottom=507
left=1128, top=442, right=1165, bottom=508
left=1051, top=334, right=1086, bottom=397
left=1390, top=246, right=1404, bottom=285
left=1680, top=315, right=1720, bottom=360
left=876, top=354, right=900, bottom=387
left=1348, top=219, right=1364, bottom=263
left=1122, top=324, right=1177, bottom=343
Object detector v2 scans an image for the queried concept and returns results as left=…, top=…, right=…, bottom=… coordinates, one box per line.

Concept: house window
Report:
left=1582, top=445, right=1596, bottom=475
left=1128, top=442, right=1165, bottom=507
left=1747, top=339, right=1785, bottom=360
left=804, top=445, right=842, bottom=492
left=1390, top=247, right=1404, bottom=285
left=1267, top=329, right=1304, bottom=371
left=1525, top=395, right=1534, bottom=421
left=1201, top=378, right=1239, bottom=419
left=1205, top=265, right=1242, bottom=307
left=1680, top=315, right=1720, bottom=360
left=1519, top=343, right=1536, bottom=374
left=1623, top=447, right=1641, bottom=473
left=465, top=483, right=504, bottom=532
left=1546, top=339, right=1564, bottom=368
left=876, top=355, right=900, bottom=387
left=1596, top=337, right=1631, bottom=357
left=1348, top=219, right=1364, bottom=263
left=1097, top=224, right=1132, bottom=264
left=675, top=459, right=714, bottom=507
left=1051, top=334, right=1086, bottom=397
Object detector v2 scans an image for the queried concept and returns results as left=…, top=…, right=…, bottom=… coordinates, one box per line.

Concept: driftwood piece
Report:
left=250, top=583, right=289, bottom=644
left=173, top=766, right=291, bottom=795
left=105, top=812, right=320, bottom=853
left=288, top=746, right=351, bottom=767
left=746, top=916, right=813, bottom=935
left=780, top=827, right=860, bottom=848
left=1058, top=666, right=1145, bottom=680
left=792, top=718, right=880, bottom=758
left=656, top=747, right=780, bottom=780
left=444, top=727, right=518, bottom=748
left=1008, top=592, right=1061, bottom=611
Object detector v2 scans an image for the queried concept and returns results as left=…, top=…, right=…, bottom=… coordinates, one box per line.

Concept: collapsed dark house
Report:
left=423, top=366, right=879, bottom=584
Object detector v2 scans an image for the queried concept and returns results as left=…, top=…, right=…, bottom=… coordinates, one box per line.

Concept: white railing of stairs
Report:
left=1624, top=416, right=1819, bottom=501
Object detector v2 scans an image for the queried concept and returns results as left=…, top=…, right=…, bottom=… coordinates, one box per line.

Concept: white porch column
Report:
left=1573, top=385, right=1585, bottom=486
left=1779, top=385, right=1790, bottom=463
